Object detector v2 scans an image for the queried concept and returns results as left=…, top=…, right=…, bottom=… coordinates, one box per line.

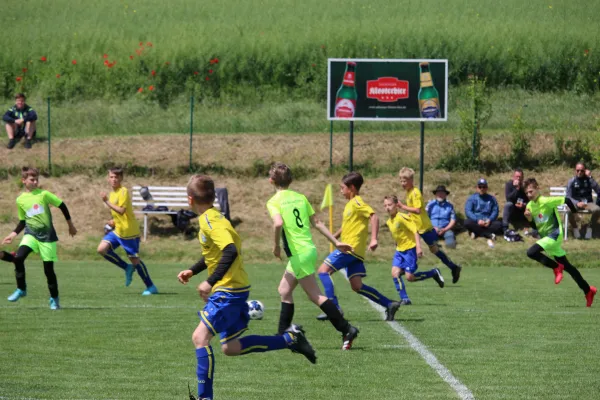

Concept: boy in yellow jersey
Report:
left=2, top=167, right=77, bottom=310
left=316, top=172, right=402, bottom=322
left=397, top=167, right=462, bottom=284
left=267, top=163, right=359, bottom=351
left=97, top=167, right=157, bottom=295
left=178, top=175, right=316, bottom=400
left=384, top=196, right=444, bottom=306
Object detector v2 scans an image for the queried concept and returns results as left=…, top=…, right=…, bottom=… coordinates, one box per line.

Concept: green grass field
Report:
left=2, top=260, right=600, bottom=399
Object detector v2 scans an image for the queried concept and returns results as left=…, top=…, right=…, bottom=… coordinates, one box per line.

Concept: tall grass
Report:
left=1, top=0, right=599, bottom=103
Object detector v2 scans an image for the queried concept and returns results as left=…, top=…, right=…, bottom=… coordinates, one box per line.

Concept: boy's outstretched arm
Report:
left=368, top=213, right=379, bottom=251
left=310, top=215, right=353, bottom=253
left=2, top=220, right=25, bottom=244
left=58, top=202, right=77, bottom=237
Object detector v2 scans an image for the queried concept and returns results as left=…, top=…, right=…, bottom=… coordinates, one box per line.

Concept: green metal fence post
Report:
left=329, top=121, right=333, bottom=170
left=47, top=97, right=51, bottom=175
left=189, top=95, right=194, bottom=172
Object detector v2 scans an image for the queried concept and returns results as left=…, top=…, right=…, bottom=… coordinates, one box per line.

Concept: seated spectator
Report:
left=567, top=162, right=600, bottom=239
left=503, top=168, right=531, bottom=234
left=426, top=185, right=457, bottom=249
left=464, top=178, right=503, bottom=248
left=3, top=93, right=37, bottom=149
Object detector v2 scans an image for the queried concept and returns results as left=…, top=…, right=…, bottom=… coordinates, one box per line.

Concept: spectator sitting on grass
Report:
left=426, top=185, right=457, bottom=249
left=464, top=178, right=503, bottom=249
left=3, top=93, right=37, bottom=150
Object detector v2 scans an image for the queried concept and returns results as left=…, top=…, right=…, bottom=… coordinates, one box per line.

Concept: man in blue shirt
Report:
left=426, top=185, right=457, bottom=249
left=464, top=178, right=503, bottom=248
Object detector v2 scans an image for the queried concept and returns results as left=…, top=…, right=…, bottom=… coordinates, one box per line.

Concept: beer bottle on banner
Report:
left=335, top=62, right=358, bottom=118
left=418, top=62, right=441, bottom=119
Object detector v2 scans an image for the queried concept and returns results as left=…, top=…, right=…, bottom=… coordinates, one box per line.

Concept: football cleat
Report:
left=49, top=297, right=60, bottom=310
left=433, top=268, right=445, bottom=288
left=385, top=301, right=401, bottom=321
left=125, top=264, right=135, bottom=287
left=400, top=299, right=412, bottom=306
left=452, top=265, right=462, bottom=284
left=586, top=286, right=597, bottom=308
left=7, top=288, right=26, bottom=302
left=554, top=263, right=564, bottom=285
left=286, top=324, right=317, bottom=364
left=342, top=324, right=359, bottom=350
left=142, top=285, right=159, bottom=296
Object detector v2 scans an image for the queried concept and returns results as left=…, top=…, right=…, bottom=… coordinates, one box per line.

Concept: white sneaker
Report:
left=470, top=232, right=476, bottom=240
left=573, top=228, right=581, bottom=239
left=585, top=227, right=592, bottom=240
left=487, top=239, right=495, bottom=249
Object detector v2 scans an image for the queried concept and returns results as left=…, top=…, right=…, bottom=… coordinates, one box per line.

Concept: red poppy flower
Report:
left=56, top=74, right=61, bottom=78
left=137, top=87, right=143, bottom=93
left=72, top=60, right=77, bottom=65
left=149, top=85, right=155, bottom=91
left=165, top=61, right=170, bottom=65
left=151, top=70, right=156, bottom=76
left=208, top=69, right=213, bottom=74
left=104, top=60, right=110, bottom=66
left=40, top=56, right=47, bottom=62
left=107, top=62, right=116, bottom=68
left=16, top=76, right=22, bottom=82
left=311, top=63, right=316, bottom=67
left=584, top=49, right=590, bottom=55
left=205, top=77, right=209, bottom=81
left=22, top=68, right=28, bottom=73
left=209, top=58, right=219, bottom=65
left=194, top=71, right=199, bottom=75
left=103, top=54, right=108, bottom=59
left=136, top=49, right=143, bottom=56
left=321, top=45, right=326, bottom=49
left=139, top=42, right=144, bottom=47
left=146, top=42, right=153, bottom=47
left=129, top=55, right=134, bottom=60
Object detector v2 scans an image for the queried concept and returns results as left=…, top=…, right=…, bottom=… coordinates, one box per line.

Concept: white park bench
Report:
left=549, top=186, right=597, bottom=240
left=132, top=186, right=220, bottom=241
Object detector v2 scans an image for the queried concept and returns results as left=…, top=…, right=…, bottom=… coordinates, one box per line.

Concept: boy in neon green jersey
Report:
left=267, top=163, right=360, bottom=350
left=2, top=167, right=77, bottom=309
left=524, top=178, right=596, bottom=307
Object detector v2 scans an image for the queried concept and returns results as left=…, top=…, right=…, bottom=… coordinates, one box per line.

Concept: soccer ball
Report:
left=247, top=300, right=264, bottom=320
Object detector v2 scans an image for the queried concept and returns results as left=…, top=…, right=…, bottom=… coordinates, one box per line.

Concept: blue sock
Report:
left=393, top=277, right=409, bottom=300
left=434, top=250, right=458, bottom=270
left=135, top=260, right=154, bottom=287
left=196, top=346, right=215, bottom=399
left=357, top=284, right=392, bottom=307
left=414, top=269, right=437, bottom=281
left=103, top=249, right=127, bottom=270
left=238, top=334, right=290, bottom=355
left=319, top=272, right=339, bottom=308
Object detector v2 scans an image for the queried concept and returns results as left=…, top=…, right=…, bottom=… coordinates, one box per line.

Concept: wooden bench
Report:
left=549, top=186, right=597, bottom=240
left=132, top=186, right=220, bottom=241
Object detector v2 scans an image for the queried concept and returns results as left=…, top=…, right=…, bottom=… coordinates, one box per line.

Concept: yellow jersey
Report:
left=406, top=187, right=433, bottom=234
left=386, top=212, right=418, bottom=252
left=340, top=195, right=374, bottom=260
left=198, top=207, right=250, bottom=294
left=109, top=187, right=140, bottom=238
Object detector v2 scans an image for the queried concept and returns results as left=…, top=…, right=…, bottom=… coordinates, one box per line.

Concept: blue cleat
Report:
left=125, top=264, right=135, bottom=287
left=49, top=297, right=60, bottom=310
left=7, top=288, right=26, bottom=302
left=142, top=285, right=159, bottom=296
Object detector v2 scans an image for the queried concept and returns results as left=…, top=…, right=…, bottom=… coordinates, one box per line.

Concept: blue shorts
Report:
left=324, top=249, right=366, bottom=279
left=102, top=231, right=140, bottom=257
left=392, top=248, right=418, bottom=274
left=420, top=229, right=439, bottom=246
left=199, top=290, right=250, bottom=344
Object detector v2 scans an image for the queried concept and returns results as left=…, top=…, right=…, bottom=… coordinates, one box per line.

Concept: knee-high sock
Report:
left=393, top=277, right=409, bottom=300
left=434, top=250, right=458, bottom=270
left=14, top=246, right=33, bottom=291
left=413, top=269, right=437, bottom=281
left=135, top=260, right=154, bottom=287
left=319, top=273, right=339, bottom=308
left=238, top=333, right=291, bottom=354
left=319, top=299, right=350, bottom=334
left=278, top=302, right=294, bottom=335
left=527, top=244, right=557, bottom=269
left=1, top=251, right=14, bottom=263
left=103, top=249, right=128, bottom=270
left=556, top=256, right=591, bottom=294
left=43, top=261, right=59, bottom=298
left=196, top=346, right=215, bottom=399
left=357, top=284, right=392, bottom=307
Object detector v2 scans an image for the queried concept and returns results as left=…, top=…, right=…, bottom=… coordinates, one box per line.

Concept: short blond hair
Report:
left=383, top=195, right=398, bottom=203
left=398, top=167, right=414, bottom=180
left=187, top=175, right=215, bottom=205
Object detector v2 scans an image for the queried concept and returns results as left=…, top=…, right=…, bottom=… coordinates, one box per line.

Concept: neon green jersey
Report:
left=267, top=190, right=316, bottom=257
left=526, top=196, right=564, bottom=239
left=16, top=189, right=63, bottom=242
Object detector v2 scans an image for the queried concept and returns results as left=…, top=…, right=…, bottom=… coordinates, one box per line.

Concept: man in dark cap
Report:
left=426, top=185, right=457, bottom=249
left=464, top=178, right=503, bottom=248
